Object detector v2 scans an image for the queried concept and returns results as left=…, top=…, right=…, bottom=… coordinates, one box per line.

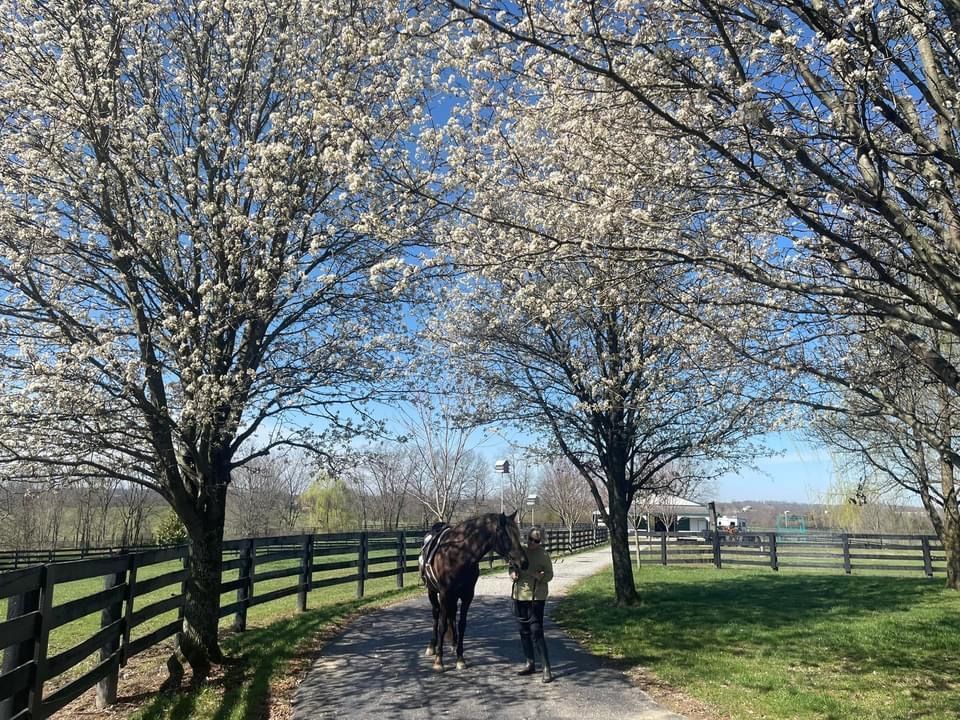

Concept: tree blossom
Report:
left=423, top=0, right=960, bottom=588
left=0, top=0, right=433, bottom=676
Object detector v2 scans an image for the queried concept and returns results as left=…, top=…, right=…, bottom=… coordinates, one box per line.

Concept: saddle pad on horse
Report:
left=418, top=522, right=451, bottom=588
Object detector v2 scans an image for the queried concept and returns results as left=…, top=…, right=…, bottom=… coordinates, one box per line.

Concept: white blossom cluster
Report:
left=416, top=0, right=960, bottom=476
left=1, top=0, right=958, bottom=530
left=0, top=0, right=433, bottom=503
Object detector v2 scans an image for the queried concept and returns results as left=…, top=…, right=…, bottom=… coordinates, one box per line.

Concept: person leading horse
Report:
left=419, top=511, right=528, bottom=672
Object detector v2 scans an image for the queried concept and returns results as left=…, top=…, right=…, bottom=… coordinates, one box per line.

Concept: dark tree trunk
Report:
left=944, top=517, right=960, bottom=590
left=169, top=478, right=229, bottom=684
left=607, top=476, right=640, bottom=605
left=181, top=517, right=225, bottom=678
left=939, top=451, right=960, bottom=590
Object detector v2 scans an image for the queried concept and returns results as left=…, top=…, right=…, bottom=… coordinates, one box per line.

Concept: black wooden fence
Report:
left=632, top=530, right=948, bottom=577
left=0, top=524, right=607, bottom=720
left=0, top=545, right=170, bottom=573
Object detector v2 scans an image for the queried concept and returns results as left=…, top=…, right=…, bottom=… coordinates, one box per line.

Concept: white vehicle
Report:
left=717, top=515, right=748, bottom=532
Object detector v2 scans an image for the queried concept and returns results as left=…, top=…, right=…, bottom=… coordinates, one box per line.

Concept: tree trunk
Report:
left=175, top=482, right=229, bottom=683
left=943, top=515, right=960, bottom=590
left=607, top=486, right=640, bottom=605
left=938, top=441, right=960, bottom=590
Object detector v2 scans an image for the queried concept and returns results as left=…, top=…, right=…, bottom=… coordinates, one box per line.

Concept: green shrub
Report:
left=154, top=510, right=188, bottom=546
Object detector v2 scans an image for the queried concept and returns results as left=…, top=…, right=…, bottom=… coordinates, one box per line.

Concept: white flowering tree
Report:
left=810, top=327, right=960, bottom=580
left=0, top=0, right=431, bottom=678
left=428, top=0, right=960, bottom=588
left=430, top=260, right=780, bottom=603
left=418, top=19, right=789, bottom=602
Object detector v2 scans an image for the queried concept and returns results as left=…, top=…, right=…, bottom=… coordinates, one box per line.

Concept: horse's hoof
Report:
left=425, top=647, right=434, bottom=657
left=456, top=659, right=466, bottom=670
left=432, top=662, right=444, bottom=673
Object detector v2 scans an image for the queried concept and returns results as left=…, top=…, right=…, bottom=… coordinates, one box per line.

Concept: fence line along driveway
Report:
left=292, top=546, right=687, bottom=720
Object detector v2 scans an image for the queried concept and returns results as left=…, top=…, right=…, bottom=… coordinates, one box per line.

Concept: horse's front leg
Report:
left=456, top=589, right=474, bottom=670
left=433, top=602, right=448, bottom=672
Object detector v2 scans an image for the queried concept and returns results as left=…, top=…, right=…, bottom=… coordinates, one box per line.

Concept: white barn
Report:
left=634, top=494, right=711, bottom=532
left=594, top=495, right=711, bottom=533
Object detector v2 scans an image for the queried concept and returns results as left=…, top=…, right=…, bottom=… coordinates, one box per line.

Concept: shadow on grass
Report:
left=133, top=593, right=405, bottom=720
left=555, top=568, right=960, bottom=680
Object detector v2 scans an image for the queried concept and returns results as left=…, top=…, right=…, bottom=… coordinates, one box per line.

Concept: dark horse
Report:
left=419, top=511, right=528, bottom=672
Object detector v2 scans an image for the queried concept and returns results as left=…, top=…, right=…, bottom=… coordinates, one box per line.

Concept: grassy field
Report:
left=554, top=565, right=960, bottom=720
left=0, top=546, right=421, bottom=696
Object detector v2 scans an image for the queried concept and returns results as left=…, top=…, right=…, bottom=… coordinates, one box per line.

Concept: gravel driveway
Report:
left=292, top=545, right=688, bottom=720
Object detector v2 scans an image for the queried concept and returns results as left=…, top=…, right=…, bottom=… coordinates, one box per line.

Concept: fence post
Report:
left=96, top=565, right=126, bottom=709
left=121, top=554, right=138, bottom=666
left=233, top=540, right=254, bottom=632
left=660, top=532, right=668, bottom=566
left=842, top=534, right=852, bottom=574
left=768, top=533, right=778, bottom=571
left=297, top=535, right=313, bottom=613
left=712, top=529, right=722, bottom=569
left=921, top=537, right=933, bottom=578
left=356, top=532, right=368, bottom=599
left=28, top=565, right=54, bottom=720
left=396, top=531, right=406, bottom=589
left=0, top=580, right=41, bottom=720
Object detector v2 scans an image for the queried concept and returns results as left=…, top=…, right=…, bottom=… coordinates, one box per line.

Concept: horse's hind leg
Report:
left=426, top=591, right=440, bottom=658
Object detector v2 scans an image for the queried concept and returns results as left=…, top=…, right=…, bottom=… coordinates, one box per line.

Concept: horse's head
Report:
left=497, top=510, right=528, bottom=570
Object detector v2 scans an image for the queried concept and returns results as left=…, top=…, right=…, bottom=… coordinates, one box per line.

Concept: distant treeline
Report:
left=713, top=500, right=934, bottom=536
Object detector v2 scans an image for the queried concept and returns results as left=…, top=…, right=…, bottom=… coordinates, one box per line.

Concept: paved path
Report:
left=292, top=546, right=688, bottom=720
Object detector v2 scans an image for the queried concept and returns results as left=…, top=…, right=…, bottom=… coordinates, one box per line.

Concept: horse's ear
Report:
left=507, top=510, right=518, bottom=522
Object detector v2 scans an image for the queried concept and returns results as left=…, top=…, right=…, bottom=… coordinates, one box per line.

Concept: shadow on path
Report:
left=293, top=551, right=686, bottom=720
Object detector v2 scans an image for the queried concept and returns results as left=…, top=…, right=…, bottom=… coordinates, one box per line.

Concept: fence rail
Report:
left=0, top=524, right=607, bottom=720
left=631, top=530, right=947, bottom=577
left=0, top=545, right=171, bottom=573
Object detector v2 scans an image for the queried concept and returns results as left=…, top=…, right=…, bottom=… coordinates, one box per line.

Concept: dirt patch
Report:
left=52, top=643, right=180, bottom=720
left=625, top=666, right=729, bottom=720
left=50, top=608, right=382, bottom=720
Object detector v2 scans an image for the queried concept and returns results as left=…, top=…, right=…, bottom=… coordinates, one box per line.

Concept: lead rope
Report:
left=511, top=572, right=539, bottom=624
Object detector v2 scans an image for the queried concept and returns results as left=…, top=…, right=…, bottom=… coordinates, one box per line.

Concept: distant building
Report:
left=597, top=495, right=711, bottom=532
left=718, top=515, right=748, bottom=532
left=593, top=495, right=710, bottom=532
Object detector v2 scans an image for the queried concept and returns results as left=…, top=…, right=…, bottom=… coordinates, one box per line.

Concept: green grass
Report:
left=554, top=565, right=960, bottom=720
left=130, top=584, right=421, bottom=720
left=1, top=547, right=422, bottom=696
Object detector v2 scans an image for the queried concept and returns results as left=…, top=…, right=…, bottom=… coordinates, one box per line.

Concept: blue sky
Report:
left=712, top=433, right=835, bottom=503
left=476, top=429, right=836, bottom=505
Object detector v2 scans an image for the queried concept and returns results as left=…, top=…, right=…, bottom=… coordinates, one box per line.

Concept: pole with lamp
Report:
left=526, top=494, right=538, bottom=526
left=495, top=459, right=510, bottom=514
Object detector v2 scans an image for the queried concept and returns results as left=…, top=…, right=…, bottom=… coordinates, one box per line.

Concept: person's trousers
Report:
left=515, top=599, right=546, bottom=643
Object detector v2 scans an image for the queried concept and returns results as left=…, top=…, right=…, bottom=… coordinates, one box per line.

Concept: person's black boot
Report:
left=516, top=633, right=536, bottom=675
left=535, top=637, right=553, bottom=683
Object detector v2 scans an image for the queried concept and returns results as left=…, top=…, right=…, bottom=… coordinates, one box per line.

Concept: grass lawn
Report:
left=130, top=581, right=422, bottom=720
left=0, top=546, right=425, bottom=718
left=554, top=566, right=960, bottom=720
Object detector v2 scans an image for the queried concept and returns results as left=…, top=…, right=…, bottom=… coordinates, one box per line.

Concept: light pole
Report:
left=526, top=494, right=538, bottom=526
left=495, top=459, right=510, bottom=514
